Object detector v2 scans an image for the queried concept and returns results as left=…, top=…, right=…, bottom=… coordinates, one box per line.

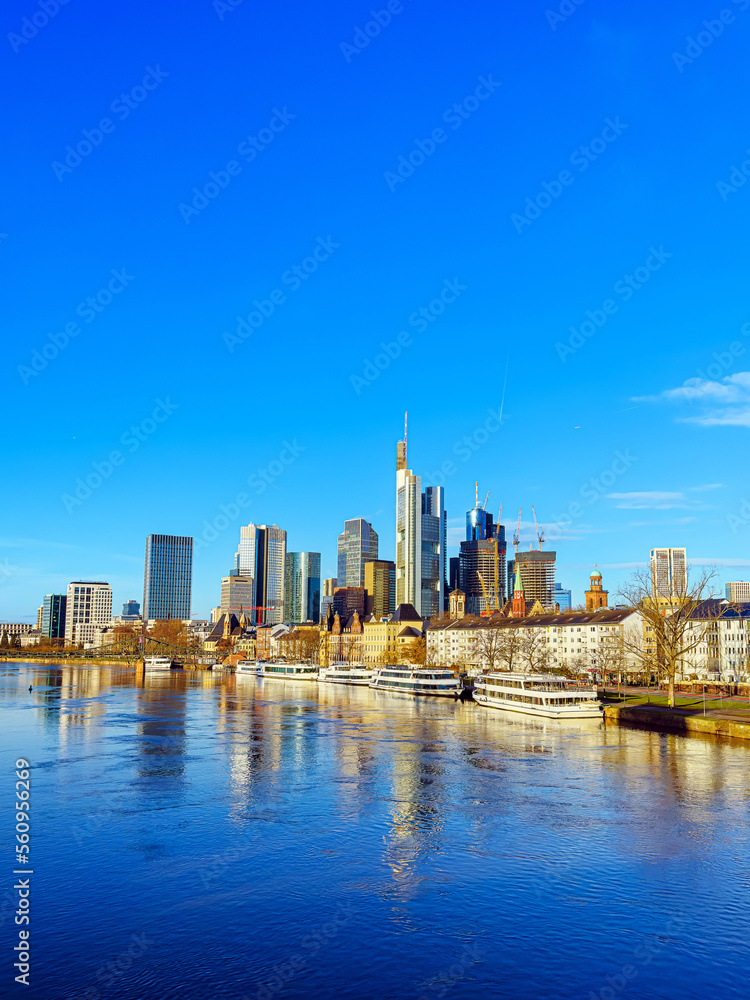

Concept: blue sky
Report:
left=3, top=0, right=750, bottom=622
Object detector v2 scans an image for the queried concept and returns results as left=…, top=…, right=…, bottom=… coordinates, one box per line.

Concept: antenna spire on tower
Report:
left=404, top=411, right=407, bottom=464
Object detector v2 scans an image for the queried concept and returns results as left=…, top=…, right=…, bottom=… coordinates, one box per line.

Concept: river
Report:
left=2, top=663, right=749, bottom=999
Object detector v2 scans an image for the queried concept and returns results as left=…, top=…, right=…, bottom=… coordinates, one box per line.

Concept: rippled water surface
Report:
left=3, top=662, right=750, bottom=999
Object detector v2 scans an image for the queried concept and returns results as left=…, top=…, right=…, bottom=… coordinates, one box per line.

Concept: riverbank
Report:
left=603, top=700, right=750, bottom=741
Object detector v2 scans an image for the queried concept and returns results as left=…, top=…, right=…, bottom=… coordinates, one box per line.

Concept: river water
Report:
left=2, top=663, right=749, bottom=999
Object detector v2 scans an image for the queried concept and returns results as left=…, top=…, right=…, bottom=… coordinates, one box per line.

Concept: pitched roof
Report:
left=397, top=626, right=422, bottom=638
left=391, top=603, right=423, bottom=623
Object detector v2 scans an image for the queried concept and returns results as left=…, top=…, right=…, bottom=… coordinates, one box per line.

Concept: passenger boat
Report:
left=260, top=662, right=318, bottom=681
left=318, top=664, right=375, bottom=686
left=143, top=656, right=174, bottom=671
left=236, top=659, right=261, bottom=675
left=369, top=666, right=462, bottom=699
left=473, top=672, right=603, bottom=718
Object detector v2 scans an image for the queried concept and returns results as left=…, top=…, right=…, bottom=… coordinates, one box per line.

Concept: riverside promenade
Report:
left=602, top=686, right=750, bottom=741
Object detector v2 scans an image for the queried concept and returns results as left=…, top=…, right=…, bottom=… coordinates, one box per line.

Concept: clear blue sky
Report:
left=3, top=0, right=750, bottom=622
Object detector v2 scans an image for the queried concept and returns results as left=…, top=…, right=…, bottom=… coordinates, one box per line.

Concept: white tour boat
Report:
left=260, top=662, right=319, bottom=681
left=318, top=664, right=375, bottom=686
left=473, top=672, right=603, bottom=719
left=143, top=656, right=173, bottom=671
left=369, top=666, right=463, bottom=699
left=235, top=659, right=261, bottom=675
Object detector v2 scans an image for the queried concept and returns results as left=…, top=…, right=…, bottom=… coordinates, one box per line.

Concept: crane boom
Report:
left=531, top=505, right=545, bottom=551
left=513, top=507, right=522, bottom=556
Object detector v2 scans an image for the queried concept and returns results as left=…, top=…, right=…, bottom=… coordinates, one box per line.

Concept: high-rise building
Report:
left=650, top=547, right=687, bottom=599
left=333, top=587, right=366, bottom=617
left=233, top=524, right=287, bottom=624
left=122, top=599, right=140, bottom=616
left=459, top=495, right=506, bottom=616
left=395, top=420, right=446, bottom=616
left=449, top=557, right=460, bottom=592
left=36, top=605, right=43, bottom=630
left=220, top=575, right=255, bottom=616
left=143, top=535, right=193, bottom=623
left=64, top=582, right=112, bottom=646
left=41, top=594, right=67, bottom=639
left=552, top=583, right=572, bottom=611
left=364, top=560, right=396, bottom=618
left=584, top=567, right=608, bottom=610
left=320, top=577, right=337, bottom=622
left=726, top=581, right=750, bottom=602
left=337, top=519, right=378, bottom=588
left=507, top=549, right=556, bottom=609
left=285, top=552, right=321, bottom=623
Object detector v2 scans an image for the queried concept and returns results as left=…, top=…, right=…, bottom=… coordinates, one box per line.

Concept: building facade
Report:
left=553, top=584, right=572, bottom=611
left=726, top=582, right=750, bottom=603
left=650, top=547, right=687, bottom=599
left=285, top=551, right=321, bottom=623
left=122, top=599, right=140, bottom=616
left=233, top=524, right=287, bottom=623
left=64, top=581, right=113, bottom=647
left=364, top=559, right=396, bottom=619
left=143, top=534, right=193, bottom=623
left=220, top=575, right=255, bottom=616
left=421, top=485, right=446, bottom=618
left=41, top=594, right=67, bottom=639
left=361, top=604, right=423, bottom=664
left=337, top=520, right=378, bottom=588
left=507, top=549, right=556, bottom=610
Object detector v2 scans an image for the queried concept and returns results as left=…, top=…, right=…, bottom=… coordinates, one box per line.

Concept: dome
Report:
left=590, top=565, right=602, bottom=579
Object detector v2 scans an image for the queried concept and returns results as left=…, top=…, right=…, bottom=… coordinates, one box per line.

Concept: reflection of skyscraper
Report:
left=285, top=552, right=321, bottom=622
left=650, top=547, right=687, bottom=599
left=234, top=524, right=287, bottom=624
left=337, top=520, right=378, bottom=588
left=42, top=594, right=67, bottom=638
left=143, top=535, right=193, bottom=622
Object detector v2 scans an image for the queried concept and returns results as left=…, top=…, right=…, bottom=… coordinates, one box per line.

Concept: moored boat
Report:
left=236, top=659, right=261, bottom=675
left=473, top=672, right=603, bottom=719
left=318, top=664, right=375, bottom=686
left=260, top=662, right=318, bottom=681
left=143, top=656, right=174, bottom=671
left=369, top=666, right=462, bottom=699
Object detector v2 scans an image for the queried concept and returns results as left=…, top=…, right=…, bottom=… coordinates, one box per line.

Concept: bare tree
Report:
left=619, top=566, right=719, bottom=708
left=472, top=622, right=508, bottom=672
left=522, top=630, right=553, bottom=674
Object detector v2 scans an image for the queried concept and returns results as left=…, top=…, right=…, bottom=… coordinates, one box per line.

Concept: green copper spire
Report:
left=514, top=564, right=524, bottom=594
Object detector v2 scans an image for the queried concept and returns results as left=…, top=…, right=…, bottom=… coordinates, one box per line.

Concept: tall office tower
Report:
left=41, top=594, right=67, bottom=639
left=320, top=577, right=337, bottom=622
left=459, top=494, right=507, bottom=616
left=220, top=575, right=255, bottom=616
left=421, top=486, right=445, bottom=618
left=233, top=524, right=287, bottom=623
left=553, top=583, right=572, bottom=611
left=332, top=587, right=366, bottom=617
left=143, top=535, right=193, bottom=623
left=64, top=582, right=112, bottom=646
left=36, top=606, right=43, bottom=630
left=364, top=560, right=396, bottom=618
left=285, top=552, right=321, bottom=623
left=337, top=519, right=378, bottom=588
left=726, top=581, right=750, bottom=602
left=122, top=599, right=140, bottom=616
left=650, top=547, right=687, bottom=599
left=507, top=549, right=556, bottom=610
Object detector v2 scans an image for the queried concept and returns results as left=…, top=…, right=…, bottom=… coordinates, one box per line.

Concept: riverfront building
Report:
left=233, top=524, right=287, bottom=624
left=337, top=519, right=378, bottom=589
left=220, top=575, right=255, bottom=617
left=285, top=551, right=321, bottom=623
left=142, top=534, right=193, bottom=623
left=41, top=594, right=67, bottom=638
left=64, top=581, right=113, bottom=647
left=364, top=559, right=396, bottom=618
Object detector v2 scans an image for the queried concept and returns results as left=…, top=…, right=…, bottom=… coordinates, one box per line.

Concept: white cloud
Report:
left=608, top=491, right=691, bottom=509
left=634, top=372, right=750, bottom=427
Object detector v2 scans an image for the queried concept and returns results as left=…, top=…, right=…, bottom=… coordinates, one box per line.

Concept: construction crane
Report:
left=483, top=490, right=490, bottom=511
left=477, top=571, right=493, bottom=616
left=531, top=505, right=545, bottom=551
left=492, top=502, right=503, bottom=613
left=513, top=507, right=522, bottom=557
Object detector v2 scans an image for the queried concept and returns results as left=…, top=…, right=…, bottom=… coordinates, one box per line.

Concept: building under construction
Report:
left=507, top=549, right=556, bottom=610
left=458, top=488, right=506, bottom=615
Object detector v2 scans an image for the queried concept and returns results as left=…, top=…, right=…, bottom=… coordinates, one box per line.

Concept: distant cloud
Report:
left=634, top=372, right=750, bottom=427
left=608, top=485, right=721, bottom=510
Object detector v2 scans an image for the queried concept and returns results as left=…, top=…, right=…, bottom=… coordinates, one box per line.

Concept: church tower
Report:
left=585, top=566, right=608, bottom=610
left=511, top=564, right=526, bottom=618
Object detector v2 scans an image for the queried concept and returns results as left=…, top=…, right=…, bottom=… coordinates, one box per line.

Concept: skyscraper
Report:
left=320, top=577, right=337, bottom=622
left=122, top=599, right=140, bottom=616
left=650, top=547, right=687, bottom=599
left=143, top=535, right=193, bottom=622
left=364, top=560, right=396, bottom=618
left=285, top=552, right=321, bottom=622
left=337, top=519, right=378, bottom=588
left=459, top=494, right=506, bottom=615
left=64, top=582, right=112, bottom=646
left=395, top=420, right=447, bottom=616
left=233, top=524, right=287, bottom=623
left=41, top=594, right=67, bottom=639
left=726, top=581, right=750, bottom=602
left=507, top=549, right=556, bottom=609
left=220, top=575, right=254, bottom=616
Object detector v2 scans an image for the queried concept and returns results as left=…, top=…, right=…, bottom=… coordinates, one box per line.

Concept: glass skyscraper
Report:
left=337, top=519, right=378, bottom=588
left=285, top=552, right=321, bottom=623
left=41, top=594, right=67, bottom=638
left=142, top=535, right=193, bottom=622
left=234, top=524, right=287, bottom=623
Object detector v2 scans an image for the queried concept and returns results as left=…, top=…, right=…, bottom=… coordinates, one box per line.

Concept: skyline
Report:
left=4, top=0, right=750, bottom=620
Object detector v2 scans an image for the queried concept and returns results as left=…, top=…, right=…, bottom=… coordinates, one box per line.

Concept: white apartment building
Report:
left=725, top=582, right=750, bottom=603
left=65, top=581, right=112, bottom=647
left=427, top=608, right=644, bottom=677
left=682, top=600, right=750, bottom=680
